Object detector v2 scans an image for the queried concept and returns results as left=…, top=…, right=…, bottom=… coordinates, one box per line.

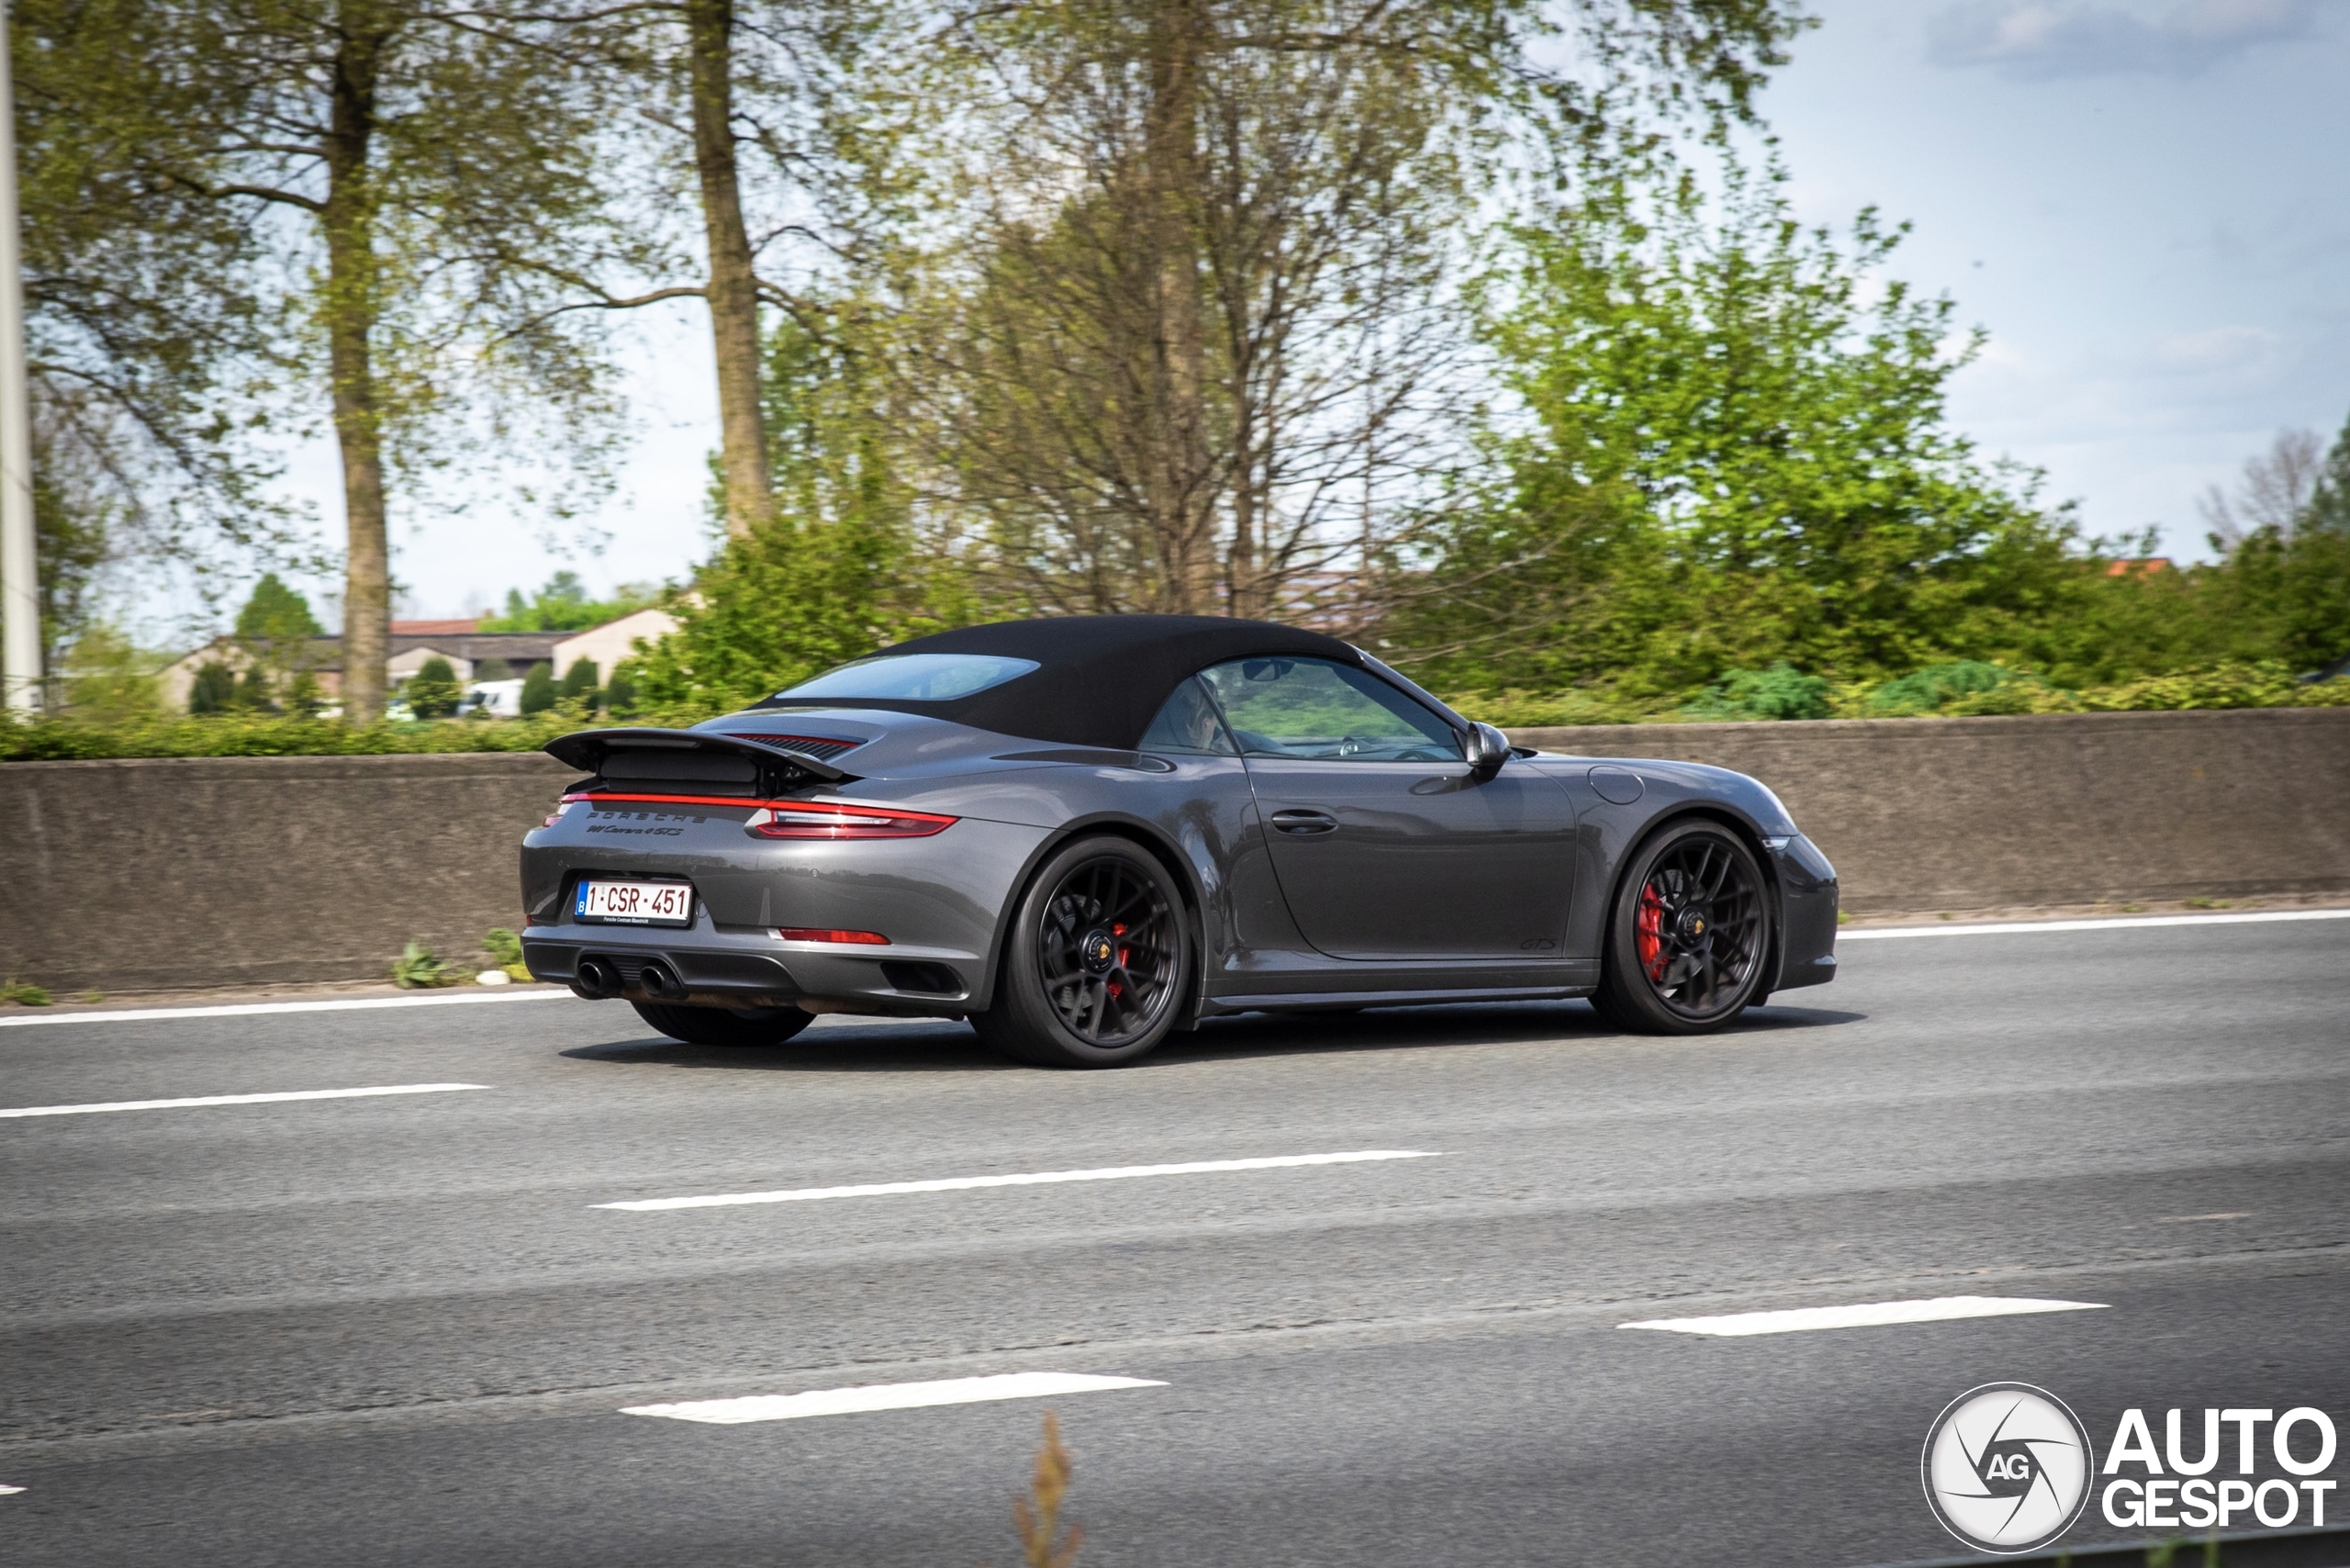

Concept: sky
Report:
left=254, top=0, right=2350, bottom=628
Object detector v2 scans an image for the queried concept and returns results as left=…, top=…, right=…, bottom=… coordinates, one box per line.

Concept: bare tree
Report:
left=2199, top=427, right=2325, bottom=550
left=908, top=0, right=1807, bottom=628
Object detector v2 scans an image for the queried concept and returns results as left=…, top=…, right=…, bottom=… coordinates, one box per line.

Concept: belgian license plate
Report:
left=575, top=879, right=694, bottom=926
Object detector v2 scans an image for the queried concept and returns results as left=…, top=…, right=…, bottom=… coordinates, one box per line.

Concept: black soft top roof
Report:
left=745, top=614, right=1369, bottom=749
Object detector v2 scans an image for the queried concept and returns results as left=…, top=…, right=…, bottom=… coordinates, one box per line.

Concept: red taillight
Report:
left=778, top=927, right=890, bottom=946
left=746, top=801, right=957, bottom=839
left=555, top=792, right=957, bottom=839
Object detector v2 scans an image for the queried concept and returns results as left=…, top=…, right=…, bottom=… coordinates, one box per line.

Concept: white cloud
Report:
left=1927, top=0, right=2333, bottom=77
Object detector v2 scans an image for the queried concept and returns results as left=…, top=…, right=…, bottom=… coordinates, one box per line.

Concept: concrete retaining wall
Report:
left=3, top=708, right=2345, bottom=994
left=0, top=751, right=576, bottom=993
left=1511, top=707, right=2350, bottom=916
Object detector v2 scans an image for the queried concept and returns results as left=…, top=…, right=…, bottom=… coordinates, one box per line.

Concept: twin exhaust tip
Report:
left=571, top=957, right=681, bottom=1002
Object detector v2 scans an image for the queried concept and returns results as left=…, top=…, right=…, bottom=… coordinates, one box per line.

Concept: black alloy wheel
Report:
left=1594, top=820, right=1773, bottom=1034
left=974, top=837, right=1191, bottom=1068
left=631, top=1000, right=813, bottom=1047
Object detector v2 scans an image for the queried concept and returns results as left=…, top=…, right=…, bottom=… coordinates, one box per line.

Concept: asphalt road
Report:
left=3, top=916, right=2346, bottom=1568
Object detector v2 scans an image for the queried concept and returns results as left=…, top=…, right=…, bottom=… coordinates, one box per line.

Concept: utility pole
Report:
left=0, top=1, right=38, bottom=714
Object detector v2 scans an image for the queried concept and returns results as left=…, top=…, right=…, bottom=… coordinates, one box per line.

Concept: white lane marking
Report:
left=623, top=1372, right=1165, bottom=1425
left=0, top=989, right=573, bottom=1029
left=1841, top=908, right=2350, bottom=941
left=598, top=1148, right=1443, bottom=1212
left=0, top=1083, right=488, bottom=1119
left=0, top=1484, right=21, bottom=1495
left=1621, top=1294, right=2109, bottom=1336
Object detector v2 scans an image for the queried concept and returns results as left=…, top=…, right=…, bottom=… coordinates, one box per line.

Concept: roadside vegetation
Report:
left=6, top=0, right=2346, bottom=755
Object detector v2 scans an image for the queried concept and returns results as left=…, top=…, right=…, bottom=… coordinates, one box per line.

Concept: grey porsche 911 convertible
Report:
left=520, top=614, right=1838, bottom=1066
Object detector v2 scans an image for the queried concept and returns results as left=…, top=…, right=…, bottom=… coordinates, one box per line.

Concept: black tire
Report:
left=1593, top=819, right=1774, bottom=1035
left=631, top=1001, right=813, bottom=1047
left=972, top=836, right=1192, bottom=1068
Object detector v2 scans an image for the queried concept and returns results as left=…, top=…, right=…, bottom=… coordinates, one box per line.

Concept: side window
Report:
left=1140, top=678, right=1239, bottom=756
left=1197, top=657, right=1463, bottom=762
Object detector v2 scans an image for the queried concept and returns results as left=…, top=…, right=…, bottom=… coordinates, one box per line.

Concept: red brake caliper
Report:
left=1109, top=923, right=1127, bottom=999
left=1637, top=884, right=1667, bottom=983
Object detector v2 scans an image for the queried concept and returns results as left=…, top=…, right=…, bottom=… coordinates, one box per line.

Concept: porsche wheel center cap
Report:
left=1677, top=910, right=1709, bottom=942
left=1080, top=930, right=1117, bottom=973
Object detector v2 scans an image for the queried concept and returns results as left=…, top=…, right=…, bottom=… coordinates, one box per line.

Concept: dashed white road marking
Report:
left=0, top=989, right=572, bottom=1028
left=1841, top=908, right=2350, bottom=941
left=0, top=1484, right=22, bottom=1495
left=598, top=1148, right=1442, bottom=1212
left=0, top=1082, right=489, bottom=1119
left=624, top=1372, right=1165, bottom=1425
left=1621, top=1295, right=2109, bottom=1336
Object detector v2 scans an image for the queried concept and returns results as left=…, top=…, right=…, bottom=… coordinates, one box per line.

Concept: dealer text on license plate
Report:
left=576, top=879, right=694, bottom=926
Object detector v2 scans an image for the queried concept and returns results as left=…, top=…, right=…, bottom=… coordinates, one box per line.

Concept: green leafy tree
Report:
left=117, top=1, right=655, bottom=723
left=234, top=573, right=324, bottom=644
left=2306, top=410, right=2350, bottom=536
left=519, top=659, right=556, bottom=715
left=62, top=625, right=162, bottom=720
left=402, top=656, right=463, bottom=719
left=634, top=307, right=968, bottom=711
left=12, top=0, right=308, bottom=667
left=1399, top=162, right=2079, bottom=704
left=480, top=572, right=658, bottom=633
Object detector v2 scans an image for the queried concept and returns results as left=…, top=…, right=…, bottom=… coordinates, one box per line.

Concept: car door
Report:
left=1197, top=656, right=1577, bottom=961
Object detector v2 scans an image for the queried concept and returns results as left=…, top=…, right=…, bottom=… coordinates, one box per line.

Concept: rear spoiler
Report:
left=543, top=727, right=852, bottom=787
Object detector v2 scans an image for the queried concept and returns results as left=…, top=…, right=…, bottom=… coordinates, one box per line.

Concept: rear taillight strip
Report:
left=747, top=801, right=956, bottom=839
left=560, top=792, right=957, bottom=839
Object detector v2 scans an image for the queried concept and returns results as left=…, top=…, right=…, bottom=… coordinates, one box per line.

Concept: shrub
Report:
left=604, top=660, right=640, bottom=718
left=559, top=657, right=599, bottom=709
left=391, top=941, right=459, bottom=989
left=2077, top=661, right=2348, bottom=711
left=1863, top=661, right=2013, bottom=715
left=403, top=657, right=464, bottom=719
left=188, top=662, right=238, bottom=714
left=1, top=709, right=577, bottom=761
left=519, top=661, right=556, bottom=714
left=1684, top=664, right=1832, bottom=721
left=1, top=978, right=52, bottom=1006
left=482, top=928, right=532, bottom=981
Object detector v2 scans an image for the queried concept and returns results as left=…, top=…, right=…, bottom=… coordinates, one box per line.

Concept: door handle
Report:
left=1270, top=809, right=1337, bottom=835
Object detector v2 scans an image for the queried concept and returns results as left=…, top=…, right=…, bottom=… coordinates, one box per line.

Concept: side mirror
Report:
left=1465, top=722, right=1511, bottom=780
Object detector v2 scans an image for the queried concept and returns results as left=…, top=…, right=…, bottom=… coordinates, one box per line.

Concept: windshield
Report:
left=772, top=653, right=1041, bottom=702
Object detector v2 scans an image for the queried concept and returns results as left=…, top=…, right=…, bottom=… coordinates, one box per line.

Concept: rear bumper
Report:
left=522, top=913, right=979, bottom=1016
left=1770, top=833, right=1840, bottom=991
